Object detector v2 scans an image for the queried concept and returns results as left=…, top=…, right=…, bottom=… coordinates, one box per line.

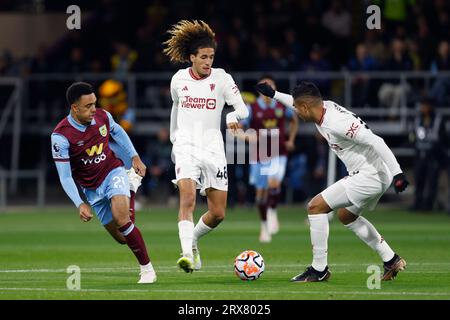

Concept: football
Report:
left=234, top=250, right=265, bottom=281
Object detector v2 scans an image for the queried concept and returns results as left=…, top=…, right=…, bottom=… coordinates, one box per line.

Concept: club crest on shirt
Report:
left=275, top=108, right=283, bottom=118
left=99, top=125, right=107, bottom=137
left=210, top=83, right=215, bottom=92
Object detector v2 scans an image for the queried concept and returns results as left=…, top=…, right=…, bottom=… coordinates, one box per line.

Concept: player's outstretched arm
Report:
left=255, top=82, right=295, bottom=110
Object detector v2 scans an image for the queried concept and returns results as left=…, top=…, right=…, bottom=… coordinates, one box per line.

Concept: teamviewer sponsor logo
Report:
left=181, top=96, right=216, bottom=110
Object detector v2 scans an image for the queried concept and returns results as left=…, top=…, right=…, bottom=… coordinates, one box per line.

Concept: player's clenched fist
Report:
left=132, top=155, right=147, bottom=177
left=255, top=82, right=275, bottom=98
left=79, top=203, right=93, bottom=222
left=393, top=173, right=409, bottom=194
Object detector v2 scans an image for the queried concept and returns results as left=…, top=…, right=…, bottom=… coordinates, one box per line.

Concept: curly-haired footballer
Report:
left=163, top=20, right=249, bottom=273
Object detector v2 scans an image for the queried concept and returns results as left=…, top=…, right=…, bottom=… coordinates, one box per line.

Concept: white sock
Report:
left=140, top=261, right=154, bottom=273
left=308, top=214, right=329, bottom=272
left=345, top=216, right=395, bottom=262
left=178, top=220, right=194, bottom=257
left=260, top=220, right=269, bottom=233
left=193, top=216, right=213, bottom=249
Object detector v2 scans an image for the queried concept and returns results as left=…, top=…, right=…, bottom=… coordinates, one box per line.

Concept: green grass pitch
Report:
left=0, top=205, right=449, bottom=300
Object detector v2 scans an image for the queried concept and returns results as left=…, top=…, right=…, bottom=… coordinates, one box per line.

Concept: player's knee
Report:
left=211, top=207, right=226, bottom=222
left=338, top=210, right=358, bottom=225
left=307, top=200, right=320, bottom=214
left=115, top=217, right=131, bottom=228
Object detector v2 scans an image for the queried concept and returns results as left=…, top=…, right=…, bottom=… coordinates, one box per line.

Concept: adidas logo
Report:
left=182, top=86, right=188, bottom=91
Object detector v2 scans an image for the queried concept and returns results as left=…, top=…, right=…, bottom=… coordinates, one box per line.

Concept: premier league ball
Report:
left=234, top=250, right=265, bottom=281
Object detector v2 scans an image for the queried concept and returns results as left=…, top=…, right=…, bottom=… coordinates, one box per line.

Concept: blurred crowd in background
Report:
left=1, top=0, right=450, bottom=213
left=0, top=0, right=448, bottom=76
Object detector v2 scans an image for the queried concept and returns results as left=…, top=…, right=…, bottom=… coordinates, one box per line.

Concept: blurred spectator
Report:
left=436, top=10, right=450, bottom=41
left=363, top=30, right=388, bottom=66
left=284, top=28, right=304, bottom=69
left=407, top=38, right=422, bottom=71
left=430, top=40, right=450, bottom=106
left=0, top=50, right=19, bottom=75
left=300, top=44, right=332, bottom=96
left=416, top=15, right=437, bottom=70
left=144, top=126, right=175, bottom=204
left=321, top=0, right=351, bottom=39
left=59, top=47, right=88, bottom=73
left=375, top=0, right=417, bottom=32
left=347, top=43, right=377, bottom=107
left=409, top=97, right=447, bottom=211
left=30, top=44, right=51, bottom=73
left=111, top=42, right=138, bottom=78
left=98, top=79, right=135, bottom=132
left=321, top=0, right=351, bottom=68
left=378, top=38, right=412, bottom=112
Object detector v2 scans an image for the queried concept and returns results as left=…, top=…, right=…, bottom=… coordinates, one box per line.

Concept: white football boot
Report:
left=138, top=270, right=157, bottom=284
left=138, top=263, right=157, bottom=284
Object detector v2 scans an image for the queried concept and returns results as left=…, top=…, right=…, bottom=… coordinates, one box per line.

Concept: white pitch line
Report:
left=0, top=287, right=449, bottom=297
left=1, top=262, right=449, bottom=273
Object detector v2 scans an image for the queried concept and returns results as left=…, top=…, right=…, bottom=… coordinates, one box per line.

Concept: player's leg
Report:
left=266, top=156, right=287, bottom=235
left=256, top=188, right=271, bottom=243
left=104, top=167, right=155, bottom=283
left=339, top=206, right=406, bottom=280
left=191, top=188, right=227, bottom=270
left=104, top=220, right=127, bottom=244
left=176, top=178, right=197, bottom=272
left=110, top=194, right=156, bottom=283
left=127, top=167, right=143, bottom=223
left=267, top=178, right=281, bottom=235
left=291, top=180, right=351, bottom=282
left=249, top=162, right=271, bottom=242
left=109, top=140, right=142, bottom=222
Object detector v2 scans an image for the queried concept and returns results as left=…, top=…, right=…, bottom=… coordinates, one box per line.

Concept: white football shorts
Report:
left=171, top=144, right=228, bottom=196
left=321, top=169, right=393, bottom=215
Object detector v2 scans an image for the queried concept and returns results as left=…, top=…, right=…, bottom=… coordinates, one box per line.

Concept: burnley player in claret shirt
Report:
left=51, top=82, right=156, bottom=284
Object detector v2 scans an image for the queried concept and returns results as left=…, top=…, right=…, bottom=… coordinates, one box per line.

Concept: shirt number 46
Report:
left=216, top=167, right=228, bottom=180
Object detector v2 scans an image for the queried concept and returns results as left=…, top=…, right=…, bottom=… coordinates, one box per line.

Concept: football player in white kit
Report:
left=163, top=20, right=249, bottom=272
left=256, top=81, right=409, bottom=282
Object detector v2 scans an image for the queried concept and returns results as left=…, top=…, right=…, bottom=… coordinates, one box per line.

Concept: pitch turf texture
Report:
left=1, top=206, right=449, bottom=300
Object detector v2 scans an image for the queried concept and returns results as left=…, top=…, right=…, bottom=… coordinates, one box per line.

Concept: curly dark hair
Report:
left=163, top=20, right=217, bottom=63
